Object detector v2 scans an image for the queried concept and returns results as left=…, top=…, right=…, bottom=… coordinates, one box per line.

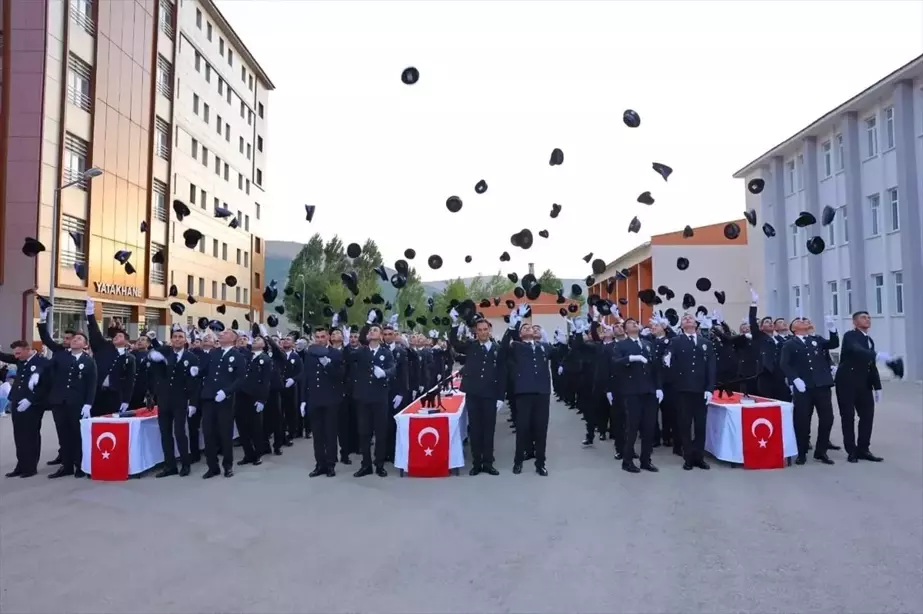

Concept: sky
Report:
left=217, top=0, right=923, bottom=282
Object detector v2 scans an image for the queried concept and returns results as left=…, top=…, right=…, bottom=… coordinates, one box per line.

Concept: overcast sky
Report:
left=218, top=0, right=922, bottom=282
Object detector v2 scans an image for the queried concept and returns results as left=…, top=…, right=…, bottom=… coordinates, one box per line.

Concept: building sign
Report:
left=93, top=281, right=142, bottom=298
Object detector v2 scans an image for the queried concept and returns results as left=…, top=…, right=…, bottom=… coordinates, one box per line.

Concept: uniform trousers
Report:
left=623, top=393, right=657, bottom=465
left=609, top=393, right=625, bottom=453
left=158, top=403, right=190, bottom=469
left=466, top=395, right=498, bottom=467
left=261, top=390, right=285, bottom=453
left=835, top=382, right=874, bottom=455
left=310, top=404, right=339, bottom=468
left=356, top=400, right=390, bottom=468
left=235, top=392, right=264, bottom=461
left=281, top=387, right=300, bottom=442
left=793, top=385, right=834, bottom=456
left=338, top=397, right=357, bottom=456
left=513, top=393, right=550, bottom=466
left=187, top=407, right=203, bottom=459
left=594, top=391, right=610, bottom=436
left=11, top=405, right=43, bottom=473
left=579, top=389, right=597, bottom=438
left=676, top=391, right=707, bottom=463
left=656, top=386, right=677, bottom=444
left=92, top=389, right=121, bottom=417
left=51, top=403, right=82, bottom=472
left=202, top=399, right=235, bottom=471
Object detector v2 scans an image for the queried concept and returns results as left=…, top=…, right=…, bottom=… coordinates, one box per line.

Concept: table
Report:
left=394, top=391, right=467, bottom=477
left=705, top=391, right=797, bottom=469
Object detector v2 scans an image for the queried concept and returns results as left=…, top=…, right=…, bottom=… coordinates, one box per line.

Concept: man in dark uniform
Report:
left=834, top=311, right=886, bottom=463
left=780, top=316, right=840, bottom=465
left=129, top=334, right=153, bottom=410
left=588, top=320, right=617, bottom=447
left=449, top=317, right=505, bottom=475
left=146, top=326, right=200, bottom=477
left=276, top=333, right=303, bottom=446
left=662, top=313, right=716, bottom=471
left=0, top=340, right=50, bottom=478
left=47, top=332, right=97, bottom=479
left=85, top=299, right=136, bottom=417
left=348, top=317, right=396, bottom=477
left=200, top=329, right=245, bottom=478
left=236, top=333, right=273, bottom=466
left=338, top=327, right=362, bottom=461
left=187, top=331, right=215, bottom=462
left=36, top=309, right=75, bottom=467
left=301, top=327, right=346, bottom=477
left=748, top=289, right=787, bottom=400
left=260, top=331, right=288, bottom=455
left=383, top=324, right=410, bottom=462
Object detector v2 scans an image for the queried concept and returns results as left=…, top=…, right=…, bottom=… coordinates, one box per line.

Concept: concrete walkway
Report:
left=1, top=382, right=921, bottom=614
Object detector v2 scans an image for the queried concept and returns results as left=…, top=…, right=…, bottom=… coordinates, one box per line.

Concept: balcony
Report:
left=70, top=2, right=95, bottom=36
left=66, top=86, right=91, bottom=112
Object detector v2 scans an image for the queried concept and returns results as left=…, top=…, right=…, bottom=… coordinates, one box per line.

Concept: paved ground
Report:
left=1, top=382, right=921, bottom=614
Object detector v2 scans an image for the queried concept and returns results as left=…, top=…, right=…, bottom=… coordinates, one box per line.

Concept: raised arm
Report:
left=37, top=318, right=64, bottom=354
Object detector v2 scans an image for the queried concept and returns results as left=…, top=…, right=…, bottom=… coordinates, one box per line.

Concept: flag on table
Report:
left=742, top=405, right=784, bottom=469
left=408, top=415, right=450, bottom=477
left=90, top=421, right=130, bottom=480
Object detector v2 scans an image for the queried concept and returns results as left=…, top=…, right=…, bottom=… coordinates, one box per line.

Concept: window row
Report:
left=191, top=91, right=253, bottom=163
left=792, top=272, right=904, bottom=318
left=194, top=7, right=257, bottom=94
left=185, top=274, right=250, bottom=304
left=189, top=135, right=252, bottom=194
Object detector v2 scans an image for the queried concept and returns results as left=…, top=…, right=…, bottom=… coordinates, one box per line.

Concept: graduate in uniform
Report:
left=383, top=323, right=410, bottom=462
left=277, top=333, right=304, bottom=447
left=47, top=332, right=96, bottom=479
left=300, top=327, right=346, bottom=477
left=0, top=341, right=49, bottom=478
left=36, top=306, right=74, bottom=467
left=199, top=329, right=245, bottom=478
left=261, top=330, right=289, bottom=455
left=748, top=289, right=788, bottom=400
left=146, top=326, right=200, bottom=477
left=349, top=314, right=396, bottom=477
left=85, top=298, right=136, bottom=416
left=339, top=326, right=362, bottom=461
left=588, top=319, right=617, bottom=446
left=130, top=334, right=153, bottom=410
left=235, top=333, right=273, bottom=467
left=187, top=331, right=215, bottom=463
left=648, top=315, right=678, bottom=453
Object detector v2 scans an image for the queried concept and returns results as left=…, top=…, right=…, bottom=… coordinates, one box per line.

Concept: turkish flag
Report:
left=90, top=421, right=130, bottom=481
left=742, top=405, right=784, bottom=469
left=407, top=415, right=450, bottom=477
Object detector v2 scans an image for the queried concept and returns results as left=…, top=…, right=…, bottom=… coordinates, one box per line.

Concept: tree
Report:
left=430, top=278, right=468, bottom=336
left=467, top=271, right=514, bottom=300
left=393, top=267, right=428, bottom=329
left=537, top=269, right=562, bottom=293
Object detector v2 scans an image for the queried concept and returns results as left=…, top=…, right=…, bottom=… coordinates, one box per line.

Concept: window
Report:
left=193, top=93, right=199, bottom=114
left=191, top=137, right=198, bottom=159
left=255, top=239, right=261, bottom=255
left=66, top=53, right=92, bottom=112
left=151, top=242, right=166, bottom=283
left=159, top=0, right=174, bottom=38
left=257, top=136, right=263, bottom=152
left=201, top=146, right=208, bottom=166
left=236, top=287, right=241, bottom=302
left=241, top=66, right=246, bottom=82
left=198, top=235, right=205, bottom=253
left=255, top=272, right=261, bottom=289
left=256, top=169, right=262, bottom=185
left=868, top=194, right=880, bottom=236
left=786, top=160, right=795, bottom=193
left=198, top=277, right=205, bottom=296
left=194, top=51, right=201, bottom=72
left=893, top=271, right=904, bottom=314
left=872, top=274, right=884, bottom=314
left=186, top=274, right=194, bottom=296
left=841, top=206, right=849, bottom=243
left=792, top=286, right=801, bottom=311
left=219, top=38, right=225, bottom=56
left=240, top=100, right=245, bottom=118
left=214, top=197, right=220, bottom=210
left=249, top=75, right=254, bottom=91
left=70, top=0, right=94, bottom=35
left=884, top=107, right=894, bottom=149
left=152, top=180, right=168, bottom=222
left=844, top=279, right=853, bottom=314
left=836, top=133, right=844, bottom=170
left=199, top=188, right=206, bottom=209
left=211, top=280, right=218, bottom=298
left=221, top=283, right=227, bottom=300
left=223, top=162, right=229, bottom=181
left=789, top=224, right=799, bottom=257
left=243, top=289, right=249, bottom=304
left=821, top=140, right=832, bottom=178
left=226, top=88, right=232, bottom=104
left=826, top=210, right=836, bottom=246
left=258, top=102, right=264, bottom=118
left=796, top=154, right=804, bottom=190
left=225, top=124, right=230, bottom=141
left=222, top=243, right=228, bottom=260
left=245, top=214, right=250, bottom=231
left=246, top=143, right=251, bottom=160
left=865, top=116, right=878, bottom=157
left=195, top=8, right=202, bottom=28
left=216, top=115, right=222, bottom=135
left=156, top=54, right=173, bottom=97
left=238, top=173, right=243, bottom=189
left=239, top=136, right=244, bottom=153
left=205, top=64, right=211, bottom=83
left=888, top=188, right=900, bottom=231
left=228, top=49, right=234, bottom=66
left=203, top=103, right=210, bottom=123
left=60, top=215, right=87, bottom=268
left=188, top=182, right=196, bottom=204
left=247, top=109, right=253, bottom=126
left=212, top=238, right=218, bottom=257
left=828, top=281, right=839, bottom=317
left=63, top=133, right=89, bottom=189
left=206, top=22, right=212, bottom=41
left=236, top=249, right=242, bottom=265
left=245, top=179, right=250, bottom=194
left=214, top=155, right=221, bottom=175
left=244, top=252, right=249, bottom=268
left=154, top=117, right=170, bottom=160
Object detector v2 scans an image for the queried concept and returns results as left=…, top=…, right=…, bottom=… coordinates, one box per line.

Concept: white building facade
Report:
left=734, top=55, right=923, bottom=380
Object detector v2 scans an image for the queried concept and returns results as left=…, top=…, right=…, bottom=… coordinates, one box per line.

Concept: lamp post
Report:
left=297, top=273, right=307, bottom=326
left=46, top=166, right=103, bottom=330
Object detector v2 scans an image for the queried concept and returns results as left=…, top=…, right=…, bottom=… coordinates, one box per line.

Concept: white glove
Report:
left=39, top=308, right=49, bottom=324
left=640, top=327, right=651, bottom=337
left=255, top=402, right=264, bottom=413
left=331, top=312, right=340, bottom=328
left=102, top=375, right=110, bottom=388
left=28, top=373, right=39, bottom=391
left=80, top=405, right=91, bottom=419
left=146, top=330, right=157, bottom=340
left=342, top=325, right=350, bottom=340
left=557, top=366, right=563, bottom=375
left=189, top=366, right=199, bottom=377
left=876, top=352, right=890, bottom=362
left=831, top=366, right=838, bottom=378
left=373, top=366, right=386, bottom=379
left=449, top=308, right=459, bottom=323
left=148, top=350, right=165, bottom=362
left=793, top=378, right=806, bottom=393
left=629, top=354, right=648, bottom=364
left=745, top=333, right=752, bottom=340
left=824, top=315, right=836, bottom=332
left=496, top=400, right=504, bottom=412
left=606, top=392, right=613, bottom=405
left=655, top=389, right=664, bottom=404
left=188, top=406, right=196, bottom=417
left=285, top=378, right=295, bottom=388
left=319, top=357, right=331, bottom=367
left=85, top=298, right=95, bottom=316
left=388, top=314, right=399, bottom=327
left=367, top=309, right=377, bottom=324
left=663, top=353, right=672, bottom=368
left=699, top=317, right=712, bottom=330
left=749, top=287, right=759, bottom=304
left=874, top=390, right=881, bottom=403
left=713, top=310, right=724, bottom=324
left=215, top=390, right=226, bottom=403
left=418, top=385, right=424, bottom=393
left=300, top=402, right=306, bottom=417
left=392, top=395, right=403, bottom=409
left=16, top=399, right=31, bottom=412
left=518, top=303, right=529, bottom=317
left=118, top=403, right=128, bottom=413
left=704, top=391, right=713, bottom=404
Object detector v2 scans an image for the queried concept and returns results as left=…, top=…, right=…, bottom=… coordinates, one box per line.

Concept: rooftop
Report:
left=478, top=290, right=579, bottom=317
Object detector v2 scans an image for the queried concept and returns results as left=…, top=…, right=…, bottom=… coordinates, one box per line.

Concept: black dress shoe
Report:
left=847, top=454, right=858, bottom=463
left=179, top=465, right=191, bottom=477
left=284, top=440, right=294, bottom=447
left=5, top=469, right=22, bottom=478
left=483, top=465, right=499, bottom=476
left=375, top=466, right=388, bottom=478
left=652, top=441, right=661, bottom=448
left=581, top=438, right=593, bottom=447
left=252, top=458, right=262, bottom=466
left=340, top=456, right=352, bottom=465
left=512, top=463, right=522, bottom=475
left=203, top=468, right=220, bottom=479
left=18, top=470, right=37, bottom=478
left=614, top=452, right=623, bottom=461
left=47, top=457, right=62, bottom=466
left=155, top=468, right=179, bottom=478
left=622, top=462, right=641, bottom=474
left=827, top=443, right=841, bottom=451
left=694, top=460, right=710, bottom=470
left=354, top=465, right=373, bottom=477
left=858, top=450, right=883, bottom=462
left=326, top=467, right=336, bottom=477
left=48, top=467, right=73, bottom=479
left=598, top=433, right=607, bottom=441
left=813, top=454, right=834, bottom=465
left=273, top=449, right=283, bottom=456
left=795, top=454, right=806, bottom=465
left=469, top=466, right=481, bottom=476
left=536, top=465, right=548, bottom=476
left=223, top=468, right=234, bottom=477
left=682, top=462, right=694, bottom=471
left=237, top=458, right=253, bottom=466
left=641, top=462, right=659, bottom=473
left=309, top=466, right=325, bottom=478
left=74, top=470, right=87, bottom=478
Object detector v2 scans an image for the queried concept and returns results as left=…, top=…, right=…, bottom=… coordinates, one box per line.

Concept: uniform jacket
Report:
left=200, top=346, right=246, bottom=403
left=611, top=337, right=662, bottom=396
left=0, top=351, right=50, bottom=407
left=86, top=315, right=136, bottom=404
left=148, top=348, right=201, bottom=409
left=48, top=351, right=97, bottom=407
left=302, top=345, right=346, bottom=409
left=834, top=330, right=881, bottom=390
left=501, top=325, right=552, bottom=395
left=665, top=331, right=717, bottom=394
left=780, top=332, right=840, bottom=389
left=451, top=335, right=506, bottom=400
left=348, top=344, right=396, bottom=404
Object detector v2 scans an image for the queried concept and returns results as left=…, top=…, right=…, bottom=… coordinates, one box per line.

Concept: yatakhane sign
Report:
left=93, top=281, right=142, bottom=298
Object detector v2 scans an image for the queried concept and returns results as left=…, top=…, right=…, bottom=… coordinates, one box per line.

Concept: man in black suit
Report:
left=84, top=299, right=136, bottom=417
left=835, top=311, right=887, bottom=463
left=46, top=332, right=97, bottom=479
left=0, top=340, right=50, bottom=478
left=348, top=316, right=396, bottom=477
left=199, top=329, right=245, bottom=478
left=383, top=324, right=410, bottom=462
left=276, top=333, right=303, bottom=447
left=146, top=326, right=201, bottom=477
left=301, top=327, right=346, bottom=477
left=662, top=313, right=716, bottom=471
left=235, top=333, right=273, bottom=467
left=780, top=316, right=840, bottom=465
left=748, top=288, right=787, bottom=400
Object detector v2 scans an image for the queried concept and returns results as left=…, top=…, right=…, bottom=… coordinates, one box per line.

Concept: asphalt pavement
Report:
left=1, top=381, right=921, bottom=614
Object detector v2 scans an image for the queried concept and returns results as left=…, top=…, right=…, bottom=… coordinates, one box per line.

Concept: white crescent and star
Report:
left=96, top=431, right=117, bottom=460
left=751, top=417, right=774, bottom=448
left=417, top=426, right=440, bottom=456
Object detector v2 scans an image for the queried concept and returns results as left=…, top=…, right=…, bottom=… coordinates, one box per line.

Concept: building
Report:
left=733, top=54, right=923, bottom=380
left=478, top=290, right=580, bottom=337
left=0, top=0, right=271, bottom=345
left=588, top=219, right=758, bottom=329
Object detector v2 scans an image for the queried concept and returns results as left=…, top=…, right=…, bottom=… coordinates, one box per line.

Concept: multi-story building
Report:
left=733, top=54, right=923, bottom=380
left=0, top=0, right=272, bottom=344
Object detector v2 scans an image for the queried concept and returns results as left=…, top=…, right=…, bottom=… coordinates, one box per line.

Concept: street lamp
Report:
left=297, top=273, right=307, bottom=326
left=46, top=166, right=103, bottom=329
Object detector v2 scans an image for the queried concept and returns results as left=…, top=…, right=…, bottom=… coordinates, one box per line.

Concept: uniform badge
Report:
left=812, top=340, right=817, bottom=347
left=229, top=356, right=235, bottom=363
left=30, top=365, right=36, bottom=372
left=78, top=363, right=85, bottom=370
left=259, top=358, right=265, bottom=365
left=228, top=367, right=234, bottom=372
left=290, top=358, right=296, bottom=364
left=379, top=355, right=385, bottom=362
left=701, top=344, right=707, bottom=351
left=183, top=360, right=189, bottom=367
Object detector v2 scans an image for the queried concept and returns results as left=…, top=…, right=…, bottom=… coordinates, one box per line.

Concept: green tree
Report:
left=282, top=234, right=356, bottom=330
left=430, top=278, right=468, bottom=336
left=537, top=269, right=562, bottom=292
left=393, top=267, right=428, bottom=329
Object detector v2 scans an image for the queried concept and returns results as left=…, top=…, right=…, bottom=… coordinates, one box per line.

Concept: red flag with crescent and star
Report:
left=407, top=415, right=450, bottom=477
left=742, top=405, right=784, bottom=470
left=90, top=421, right=130, bottom=481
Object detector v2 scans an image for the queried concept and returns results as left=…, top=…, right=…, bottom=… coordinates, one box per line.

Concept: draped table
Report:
left=394, top=390, right=467, bottom=477
left=705, top=392, right=797, bottom=469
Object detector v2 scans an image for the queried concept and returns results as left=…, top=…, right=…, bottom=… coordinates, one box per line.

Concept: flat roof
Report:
left=732, top=53, right=922, bottom=178
left=202, top=0, right=276, bottom=90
